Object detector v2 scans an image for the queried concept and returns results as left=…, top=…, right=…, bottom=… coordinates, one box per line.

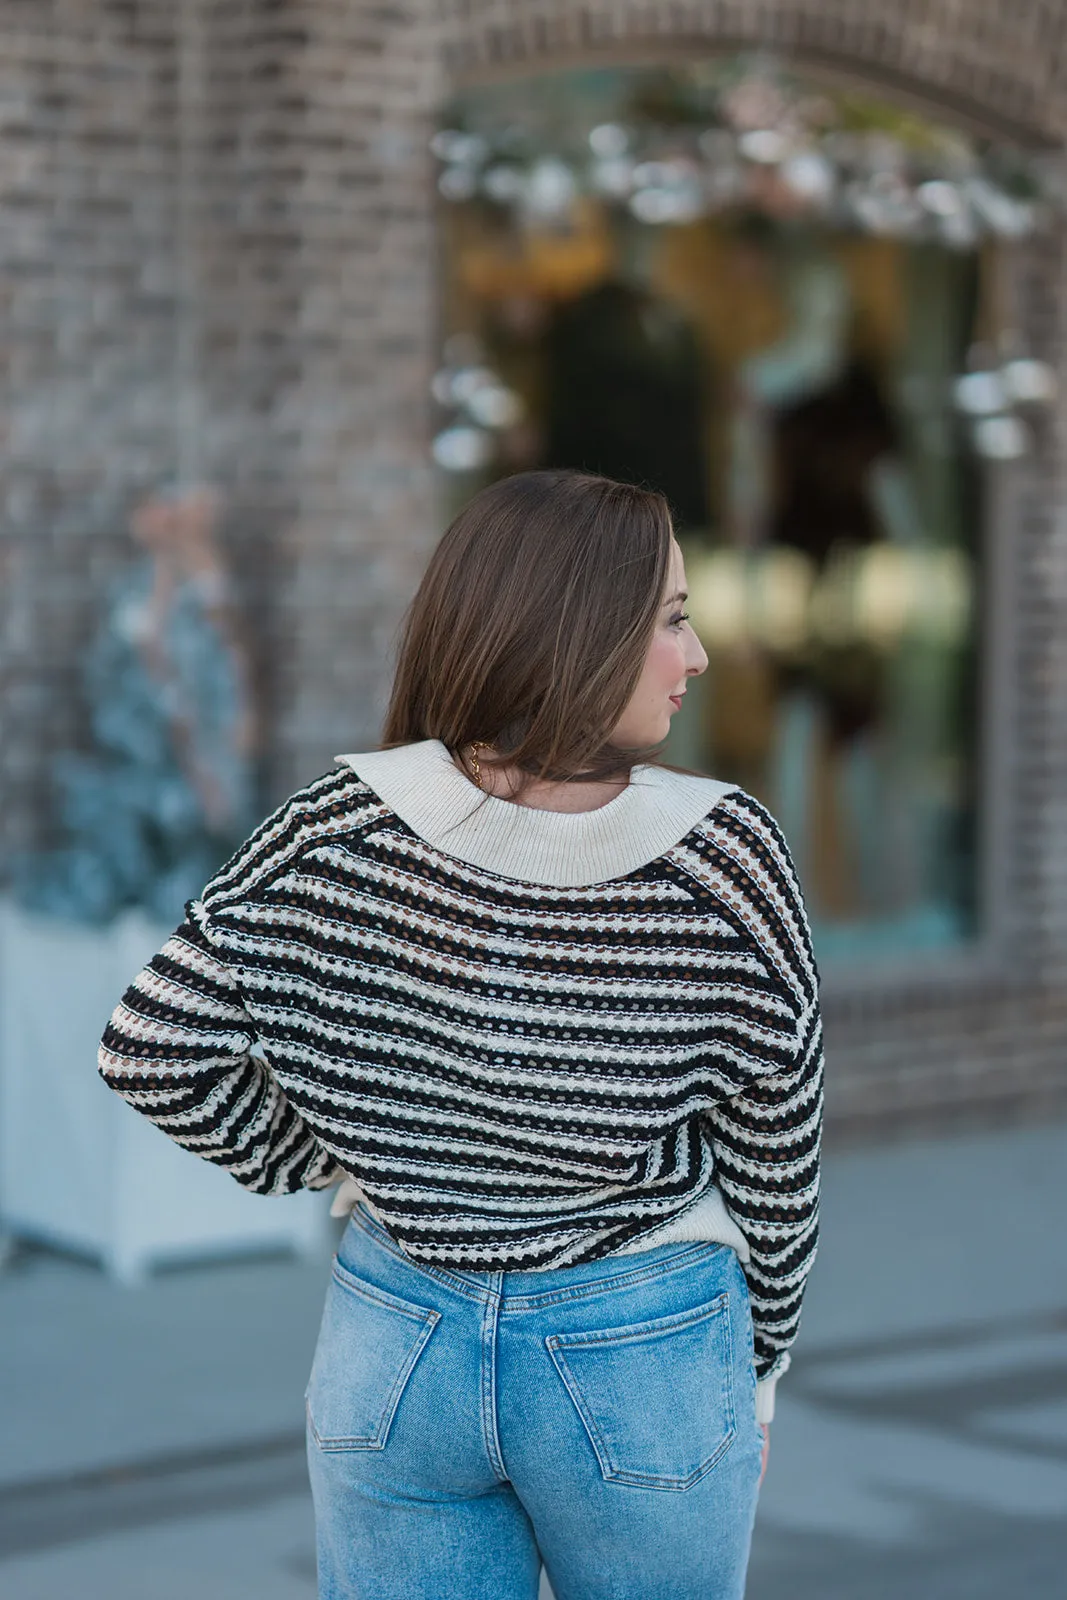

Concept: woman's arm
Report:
left=703, top=995, right=823, bottom=1421
left=687, top=790, right=824, bottom=1422
left=98, top=899, right=337, bottom=1194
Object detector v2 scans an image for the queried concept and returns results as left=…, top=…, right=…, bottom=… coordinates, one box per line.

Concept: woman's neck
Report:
left=461, top=750, right=629, bottom=814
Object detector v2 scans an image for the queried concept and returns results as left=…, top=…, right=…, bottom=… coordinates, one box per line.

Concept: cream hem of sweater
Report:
left=329, top=741, right=782, bottom=1422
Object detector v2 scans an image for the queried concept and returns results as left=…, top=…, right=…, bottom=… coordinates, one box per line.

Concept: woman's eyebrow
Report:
left=662, top=590, right=688, bottom=606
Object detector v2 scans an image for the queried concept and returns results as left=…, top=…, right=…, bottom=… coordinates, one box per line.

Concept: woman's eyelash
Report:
left=670, top=611, right=690, bottom=626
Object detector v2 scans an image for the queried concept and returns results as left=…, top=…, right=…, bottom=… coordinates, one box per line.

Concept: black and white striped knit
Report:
left=99, top=739, right=822, bottom=1422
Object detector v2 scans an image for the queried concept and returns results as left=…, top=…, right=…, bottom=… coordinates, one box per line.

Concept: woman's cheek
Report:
left=658, top=632, right=686, bottom=684
left=648, top=631, right=673, bottom=675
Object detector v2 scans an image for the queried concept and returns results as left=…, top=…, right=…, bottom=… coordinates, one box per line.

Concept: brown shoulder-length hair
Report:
left=381, top=470, right=674, bottom=785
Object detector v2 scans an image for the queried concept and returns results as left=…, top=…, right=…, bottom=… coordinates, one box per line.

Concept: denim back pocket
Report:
left=545, top=1291, right=735, bottom=1490
left=306, top=1261, right=440, bottom=1453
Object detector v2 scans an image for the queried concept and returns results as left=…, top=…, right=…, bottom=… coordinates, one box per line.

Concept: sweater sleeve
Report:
left=98, top=899, right=337, bottom=1195
left=689, top=791, right=824, bottom=1420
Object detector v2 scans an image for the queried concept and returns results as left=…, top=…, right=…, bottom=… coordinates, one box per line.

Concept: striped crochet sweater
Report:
left=99, top=739, right=822, bottom=1421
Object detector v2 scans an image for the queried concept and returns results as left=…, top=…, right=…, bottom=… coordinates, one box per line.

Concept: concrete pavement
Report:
left=1, top=1120, right=1065, bottom=1598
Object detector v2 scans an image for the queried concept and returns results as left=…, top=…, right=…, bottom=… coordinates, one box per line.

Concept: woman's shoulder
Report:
left=670, top=777, right=802, bottom=889
left=200, top=761, right=388, bottom=912
left=651, top=767, right=784, bottom=841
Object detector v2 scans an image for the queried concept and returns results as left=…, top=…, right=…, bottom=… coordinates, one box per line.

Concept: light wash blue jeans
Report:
left=306, top=1202, right=763, bottom=1600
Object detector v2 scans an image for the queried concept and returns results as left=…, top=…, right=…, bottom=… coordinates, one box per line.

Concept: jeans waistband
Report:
left=347, top=1200, right=729, bottom=1309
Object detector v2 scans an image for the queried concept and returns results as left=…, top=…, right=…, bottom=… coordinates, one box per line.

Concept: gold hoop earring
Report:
left=469, top=741, right=488, bottom=791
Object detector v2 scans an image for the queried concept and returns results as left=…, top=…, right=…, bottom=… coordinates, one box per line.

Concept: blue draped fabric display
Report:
left=18, top=560, right=255, bottom=926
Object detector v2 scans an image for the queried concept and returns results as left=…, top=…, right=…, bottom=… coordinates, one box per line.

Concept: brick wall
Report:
left=266, top=0, right=441, bottom=798
left=2, top=0, right=1066, bottom=1132
left=0, top=0, right=181, bottom=864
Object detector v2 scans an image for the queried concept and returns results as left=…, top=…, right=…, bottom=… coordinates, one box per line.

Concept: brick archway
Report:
left=437, top=0, right=1067, bottom=144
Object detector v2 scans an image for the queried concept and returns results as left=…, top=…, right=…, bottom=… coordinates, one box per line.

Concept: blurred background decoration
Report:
left=431, top=54, right=1061, bottom=963
left=432, top=56, right=1060, bottom=245
left=0, top=479, right=313, bottom=1289
left=14, top=483, right=257, bottom=927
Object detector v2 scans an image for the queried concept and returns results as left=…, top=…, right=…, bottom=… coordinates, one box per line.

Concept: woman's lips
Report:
left=669, top=694, right=685, bottom=710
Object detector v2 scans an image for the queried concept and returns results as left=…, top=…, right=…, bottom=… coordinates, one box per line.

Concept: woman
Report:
left=99, top=470, right=822, bottom=1600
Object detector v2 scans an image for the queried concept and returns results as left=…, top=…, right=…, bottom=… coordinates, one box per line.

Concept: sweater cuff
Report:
left=755, top=1351, right=791, bottom=1424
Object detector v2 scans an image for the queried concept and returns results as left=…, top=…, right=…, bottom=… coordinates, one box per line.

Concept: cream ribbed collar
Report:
left=335, top=740, right=735, bottom=888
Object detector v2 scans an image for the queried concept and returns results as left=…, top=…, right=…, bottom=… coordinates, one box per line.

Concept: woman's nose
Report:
left=686, top=639, right=709, bottom=677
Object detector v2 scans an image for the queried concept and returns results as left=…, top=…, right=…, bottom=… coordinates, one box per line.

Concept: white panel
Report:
left=0, top=900, right=330, bottom=1281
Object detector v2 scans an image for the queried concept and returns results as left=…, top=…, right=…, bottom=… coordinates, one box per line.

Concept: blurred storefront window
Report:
left=429, top=58, right=1056, bottom=965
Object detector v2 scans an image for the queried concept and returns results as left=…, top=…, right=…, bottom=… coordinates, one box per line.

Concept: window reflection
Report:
left=437, top=67, right=986, bottom=961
